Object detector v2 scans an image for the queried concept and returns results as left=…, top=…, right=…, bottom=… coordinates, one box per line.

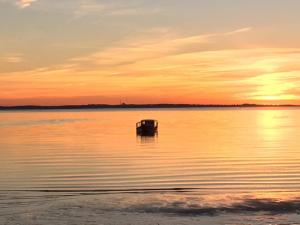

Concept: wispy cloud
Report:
left=73, top=1, right=161, bottom=17
left=225, top=27, right=253, bottom=35
left=71, top=27, right=253, bottom=68
left=1, top=54, right=23, bottom=63
left=4, top=0, right=161, bottom=15
left=17, top=0, right=36, bottom=8
left=0, top=0, right=37, bottom=8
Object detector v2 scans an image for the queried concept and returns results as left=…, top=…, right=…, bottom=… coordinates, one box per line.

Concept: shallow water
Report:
left=1, top=108, right=300, bottom=224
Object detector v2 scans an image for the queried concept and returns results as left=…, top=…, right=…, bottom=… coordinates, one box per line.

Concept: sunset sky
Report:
left=1, top=0, right=300, bottom=105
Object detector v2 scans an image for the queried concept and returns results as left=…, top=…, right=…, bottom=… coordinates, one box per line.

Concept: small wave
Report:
left=1, top=190, right=300, bottom=217
left=129, top=198, right=300, bottom=216
left=1, top=187, right=199, bottom=194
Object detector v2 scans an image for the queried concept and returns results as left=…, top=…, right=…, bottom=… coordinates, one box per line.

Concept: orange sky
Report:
left=1, top=0, right=300, bottom=105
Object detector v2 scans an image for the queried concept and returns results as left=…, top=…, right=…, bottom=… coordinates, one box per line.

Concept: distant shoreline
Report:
left=0, top=104, right=300, bottom=111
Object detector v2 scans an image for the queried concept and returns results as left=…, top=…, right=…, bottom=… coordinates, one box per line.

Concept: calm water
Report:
left=1, top=108, right=300, bottom=194
left=1, top=108, right=300, bottom=224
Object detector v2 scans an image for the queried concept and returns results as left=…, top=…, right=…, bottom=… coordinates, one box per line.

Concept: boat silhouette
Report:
left=136, top=120, right=158, bottom=136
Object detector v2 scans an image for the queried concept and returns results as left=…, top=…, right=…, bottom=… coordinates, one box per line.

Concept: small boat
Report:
left=136, top=119, right=158, bottom=136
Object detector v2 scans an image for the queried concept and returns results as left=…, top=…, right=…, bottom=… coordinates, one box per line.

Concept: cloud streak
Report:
left=71, top=27, right=253, bottom=68
left=3, top=0, right=161, bottom=15
left=1, top=54, right=23, bottom=63
left=17, top=0, right=36, bottom=8
left=74, top=1, right=161, bottom=17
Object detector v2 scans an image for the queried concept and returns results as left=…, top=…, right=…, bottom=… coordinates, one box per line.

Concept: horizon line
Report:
left=1, top=103, right=300, bottom=110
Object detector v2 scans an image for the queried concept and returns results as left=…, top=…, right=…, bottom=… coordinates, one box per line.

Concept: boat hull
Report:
left=136, top=126, right=158, bottom=136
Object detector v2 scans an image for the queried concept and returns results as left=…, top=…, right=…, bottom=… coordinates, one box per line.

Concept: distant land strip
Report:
left=0, top=104, right=300, bottom=110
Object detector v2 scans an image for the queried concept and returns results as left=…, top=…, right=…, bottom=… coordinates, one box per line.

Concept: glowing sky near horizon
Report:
left=1, top=0, right=300, bottom=105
